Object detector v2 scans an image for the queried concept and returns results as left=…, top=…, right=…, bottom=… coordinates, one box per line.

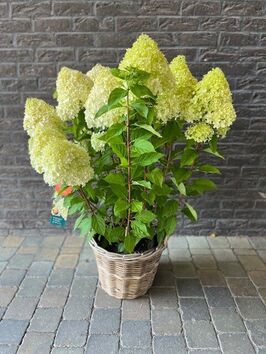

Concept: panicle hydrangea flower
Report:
left=91, top=132, right=106, bottom=152
left=84, top=64, right=126, bottom=129
left=170, top=55, right=197, bottom=119
left=24, top=98, right=64, bottom=137
left=185, top=123, right=214, bottom=143
left=28, top=126, right=66, bottom=174
left=188, top=68, right=236, bottom=130
left=42, top=139, right=94, bottom=187
left=119, top=34, right=180, bottom=123
left=56, top=67, right=93, bottom=121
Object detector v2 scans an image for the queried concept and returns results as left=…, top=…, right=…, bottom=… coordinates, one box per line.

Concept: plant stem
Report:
left=78, top=186, right=95, bottom=213
left=164, top=143, right=172, bottom=178
left=125, top=89, right=131, bottom=237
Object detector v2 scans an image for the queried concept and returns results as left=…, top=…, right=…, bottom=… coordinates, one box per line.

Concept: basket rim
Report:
left=90, top=238, right=167, bottom=261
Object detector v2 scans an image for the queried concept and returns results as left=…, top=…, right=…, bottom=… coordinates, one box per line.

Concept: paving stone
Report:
left=48, top=269, right=74, bottom=287
left=208, top=237, right=229, bottom=249
left=168, top=236, right=188, bottom=249
left=36, top=248, right=59, bottom=261
left=250, top=238, right=266, bottom=250
left=227, top=277, right=257, bottom=296
left=39, top=286, right=69, bottom=308
left=153, top=335, right=187, bottom=354
left=90, top=308, right=120, bottom=334
left=177, top=278, right=204, bottom=297
left=86, top=334, right=119, bottom=354
left=0, top=248, right=16, bottom=261
left=212, top=249, right=237, bottom=262
left=236, top=297, right=266, bottom=319
left=238, top=255, right=266, bottom=271
left=55, top=254, right=79, bottom=269
left=245, top=320, right=266, bottom=346
left=234, top=248, right=257, bottom=255
left=0, top=320, right=28, bottom=345
left=158, top=254, right=171, bottom=271
left=29, top=308, right=62, bottom=332
left=193, top=255, right=217, bottom=269
left=190, top=248, right=212, bottom=255
left=152, top=309, right=181, bottom=335
left=0, top=269, right=26, bottom=286
left=205, top=287, right=235, bottom=307
left=0, top=307, right=6, bottom=319
left=180, top=298, right=210, bottom=320
left=227, top=236, right=251, bottom=249
left=248, top=270, right=266, bottom=287
left=153, top=270, right=175, bottom=287
left=4, top=297, right=38, bottom=320
left=17, top=332, right=54, bottom=354
left=169, top=249, right=191, bottom=262
left=7, top=254, right=34, bottom=269
left=64, top=236, right=84, bottom=248
left=122, top=297, right=150, bottom=320
left=0, top=287, right=17, bottom=307
left=17, top=276, right=46, bottom=297
left=199, top=270, right=226, bottom=286
left=76, top=261, right=98, bottom=276
left=187, top=236, right=209, bottom=249
left=218, top=262, right=246, bottom=277
left=3, top=236, right=24, bottom=248
left=258, top=349, right=266, bottom=354
left=18, top=246, right=39, bottom=255
left=64, top=296, right=93, bottom=320
left=218, top=333, right=255, bottom=354
left=0, top=345, right=18, bottom=354
left=70, top=276, right=97, bottom=297
left=258, top=250, right=266, bottom=263
left=211, top=307, right=245, bottom=332
left=27, top=261, right=53, bottom=277
left=188, top=351, right=221, bottom=354
left=184, top=320, right=218, bottom=349
left=121, top=320, right=151, bottom=348
left=120, top=348, right=152, bottom=354
left=60, top=247, right=81, bottom=255
left=95, top=287, right=121, bottom=308
left=0, top=262, right=7, bottom=274
left=259, top=288, right=266, bottom=303
left=42, top=236, right=65, bottom=248
left=22, top=237, right=43, bottom=248
left=173, top=262, right=196, bottom=277
left=150, top=288, right=177, bottom=309
left=52, top=348, right=84, bottom=354
left=55, top=320, right=88, bottom=347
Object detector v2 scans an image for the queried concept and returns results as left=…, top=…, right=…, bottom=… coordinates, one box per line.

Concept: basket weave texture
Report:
left=90, top=239, right=165, bottom=299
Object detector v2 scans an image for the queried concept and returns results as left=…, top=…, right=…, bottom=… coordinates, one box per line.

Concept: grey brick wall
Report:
left=0, top=0, right=265, bottom=236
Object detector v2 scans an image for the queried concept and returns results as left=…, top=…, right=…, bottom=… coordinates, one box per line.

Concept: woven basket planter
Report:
left=90, top=239, right=166, bottom=299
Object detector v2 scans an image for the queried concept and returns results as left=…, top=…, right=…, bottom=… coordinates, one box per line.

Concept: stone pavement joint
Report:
left=0, top=234, right=265, bottom=353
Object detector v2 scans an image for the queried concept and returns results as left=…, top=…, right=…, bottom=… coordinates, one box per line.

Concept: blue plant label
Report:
left=49, top=215, right=67, bottom=228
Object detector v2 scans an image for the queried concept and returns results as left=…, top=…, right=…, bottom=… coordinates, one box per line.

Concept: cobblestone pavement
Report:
left=0, top=233, right=266, bottom=353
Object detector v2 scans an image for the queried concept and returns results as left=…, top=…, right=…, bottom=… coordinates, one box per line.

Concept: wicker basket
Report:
left=90, top=239, right=166, bottom=299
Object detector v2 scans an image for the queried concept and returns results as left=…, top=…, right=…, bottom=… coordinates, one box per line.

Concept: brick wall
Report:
left=0, top=1, right=266, bottom=236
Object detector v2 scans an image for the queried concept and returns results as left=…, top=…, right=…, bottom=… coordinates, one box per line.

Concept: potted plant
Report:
left=23, top=34, right=236, bottom=299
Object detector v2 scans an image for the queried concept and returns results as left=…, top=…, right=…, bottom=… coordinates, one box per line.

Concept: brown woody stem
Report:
left=125, top=90, right=131, bottom=237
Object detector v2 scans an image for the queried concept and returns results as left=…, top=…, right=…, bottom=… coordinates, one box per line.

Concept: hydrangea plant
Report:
left=24, top=34, right=236, bottom=253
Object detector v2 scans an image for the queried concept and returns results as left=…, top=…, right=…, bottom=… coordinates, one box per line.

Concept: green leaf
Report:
left=108, top=87, right=127, bottom=107
left=173, top=168, right=192, bottom=184
left=100, top=123, right=126, bottom=143
left=79, top=216, right=92, bottom=237
left=124, top=233, right=137, bottom=253
left=109, top=184, right=127, bottom=199
left=132, top=180, right=152, bottom=189
left=204, top=147, right=224, bottom=159
left=141, top=191, right=156, bottom=206
left=131, top=220, right=149, bottom=238
left=104, top=173, right=125, bottom=185
left=134, top=124, right=162, bottom=138
left=146, top=168, right=163, bottom=187
left=199, top=164, right=221, bottom=174
left=189, top=178, right=216, bottom=194
left=162, top=200, right=179, bottom=217
left=131, top=84, right=155, bottom=99
left=177, top=182, right=186, bottom=195
left=114, top=199, right=129, bottom=217
left=74, top=213, right=86, bottom=230
left=110, top=68, right=128, bottom=80
left=68, top=202, right=84, bottom=215
left=180, top=148, right=198, bottom=167
left=131, top=101, right=149, bottom=118
left=131, top=201, right=143, bottom=213
left=182, top=203, right=197, bottom=222
left=152, top=184, right=172, bottom=196
left=136, top=210, right=156, bottom=223
left=164, top=216, right=177, bottom=236
left=209, top=135, right=217, bottom=152
left=107, top=226, right=125, bottom=243
left=132, top=139, right=155, bottom=155
left=135, top=152, right=164, bottom=166
left=95, top=104, right=109, bottom=118
left=92, top=214, right=105, bottom=235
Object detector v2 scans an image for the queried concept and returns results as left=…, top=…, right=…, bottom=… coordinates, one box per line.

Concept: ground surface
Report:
left=0, top=233, right=266, bottom=354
